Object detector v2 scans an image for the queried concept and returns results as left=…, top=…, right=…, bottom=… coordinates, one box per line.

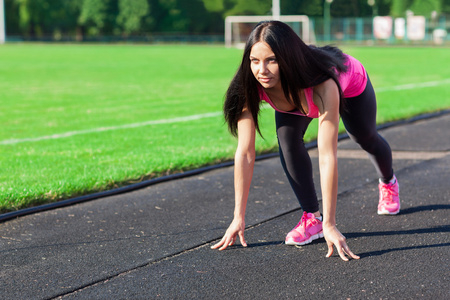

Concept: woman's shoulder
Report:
left=314, top=78, right=339, bottom=95
left=312, top=79, right=340, bottom=112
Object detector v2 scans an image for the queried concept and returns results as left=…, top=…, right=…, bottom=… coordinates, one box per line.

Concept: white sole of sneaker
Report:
left=285, top=232, right=324, bottom=246
left=377, top=205, right=400, bottom=215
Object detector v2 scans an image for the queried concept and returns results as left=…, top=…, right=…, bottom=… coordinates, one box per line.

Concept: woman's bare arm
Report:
left=211, top=108, right=256, bottom=250
left=316, top=79, right=360, bottom=261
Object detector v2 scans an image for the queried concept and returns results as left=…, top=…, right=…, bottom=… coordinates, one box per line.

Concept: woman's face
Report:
left=250, top=42, right=280, bottom=89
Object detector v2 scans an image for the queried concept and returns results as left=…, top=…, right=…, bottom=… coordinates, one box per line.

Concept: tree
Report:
left=203, top=0, right=271, bottom=17
left=388, top=0, right=442, bottom=17
left=4, top=0, right=20, bottom=35
left=176, top=0, right=224, bottom=33
left=331, top=0, right=372, bottom=17
left=409, top=0, right=441, bottom=15
left=225, top=0, right=272, bottom=16
left=49, top=0, right=83, bottom=39
left=203, top=0, right=224, bottom=12
left=390, top=0, right=412, bottom=17
left=443, top=0, right=450, bottom=13
left=281, top=0, right=323, bottom=17
left=142, top=0, right=223, bottom=34
left=14, top=0, right=50, bottom=37
left=4, top=0, right=449, bottom=39
left=78, top=0, right=118, bottom=36
left=116, top=0, right=149, bottom=35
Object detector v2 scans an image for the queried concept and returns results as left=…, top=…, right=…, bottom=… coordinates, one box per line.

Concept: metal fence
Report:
left=3, top=16, right=449, bottom=45
left=311, top=15, right=449, bottom=45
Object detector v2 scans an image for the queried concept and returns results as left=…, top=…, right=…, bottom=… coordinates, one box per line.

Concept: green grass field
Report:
left=1, top=44, right=449, bottom=213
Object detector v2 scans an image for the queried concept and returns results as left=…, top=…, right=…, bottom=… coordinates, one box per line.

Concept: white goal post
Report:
left=0, top=0, right=5, bottom=44
left=225, top=15, right=311, bottom=48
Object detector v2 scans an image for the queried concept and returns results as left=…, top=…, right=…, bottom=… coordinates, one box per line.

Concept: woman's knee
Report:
left=351, top=131, right=386, bottom=153
left=277, top=128, right=307, bottom=153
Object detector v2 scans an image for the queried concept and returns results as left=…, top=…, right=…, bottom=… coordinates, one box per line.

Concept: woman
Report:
left=211, top=21, right=400, bottom=261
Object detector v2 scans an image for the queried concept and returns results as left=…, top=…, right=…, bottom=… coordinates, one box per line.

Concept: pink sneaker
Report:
left=285, top=212, right=323, bottom=245
left=378, top=176, right=400, bottom=215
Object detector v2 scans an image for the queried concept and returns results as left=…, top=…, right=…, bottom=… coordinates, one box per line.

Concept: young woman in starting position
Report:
left=211, top=21, right=400, bottom=261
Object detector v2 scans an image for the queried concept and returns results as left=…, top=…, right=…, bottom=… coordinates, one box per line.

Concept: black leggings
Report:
left=275, top=76, right=393, bottom=213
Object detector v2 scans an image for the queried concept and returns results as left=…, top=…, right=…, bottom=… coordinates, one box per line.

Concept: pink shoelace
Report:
left=380, top=183, right=398, bottom=204
left=295, top=212, right=317, bottom=230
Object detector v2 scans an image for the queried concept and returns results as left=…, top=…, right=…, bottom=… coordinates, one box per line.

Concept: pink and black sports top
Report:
left=258, top=54, right=367, bottom=118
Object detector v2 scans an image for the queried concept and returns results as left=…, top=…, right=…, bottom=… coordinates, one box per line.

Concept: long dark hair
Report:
left=224, top=20, right=348, bottom=137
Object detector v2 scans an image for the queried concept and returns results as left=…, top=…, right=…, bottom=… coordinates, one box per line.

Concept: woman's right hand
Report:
left=323, top=224, right=360, bottom=261
left=211, top=108, right=254, bottom=251
left=211, top=217, right=247, bottom=251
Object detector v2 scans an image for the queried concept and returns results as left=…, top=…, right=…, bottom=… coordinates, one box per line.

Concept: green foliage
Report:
left=409, top=0, right=441, bottom=15
left=389, top=0, right=441, bottom=17
left=116, top=0, right=149, bottom=34
left=10, top=0, right=82, bottom=37
left=78, top=0, right=111, bottom=35
left=281, top=0, right=329, bottom=17
left=4, top=0, right=450, bottom=38
left=444, top=0, right=450, bottom=13
left=143, top=0, right=219, bottom=33
left=15, top=0, right=49, bottom=34
left=332, top=0, right=371, bottom=17
left=225, top=0, right=272, bottom=16
left=203, top=0, right=224, bottom=12
left=280, top=0, right=391, bottom=17
left=193, top=0, right=272, bottom=18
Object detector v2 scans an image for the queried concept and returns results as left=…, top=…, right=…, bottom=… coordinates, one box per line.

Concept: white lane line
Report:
left=1, top=112, right=222, bottom=145
left=2, top=78, right=449, bottom=146
left=309, top=149, right=449, bottom=160
left=376, top=78, right=450, bottom=92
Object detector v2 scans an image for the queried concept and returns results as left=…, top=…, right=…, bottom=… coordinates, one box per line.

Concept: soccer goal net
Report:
left=225, top=15, right=313, bottom=48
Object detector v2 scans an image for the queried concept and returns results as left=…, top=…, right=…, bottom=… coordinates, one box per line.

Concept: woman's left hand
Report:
left=323, top=224, right=360, bottom=261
